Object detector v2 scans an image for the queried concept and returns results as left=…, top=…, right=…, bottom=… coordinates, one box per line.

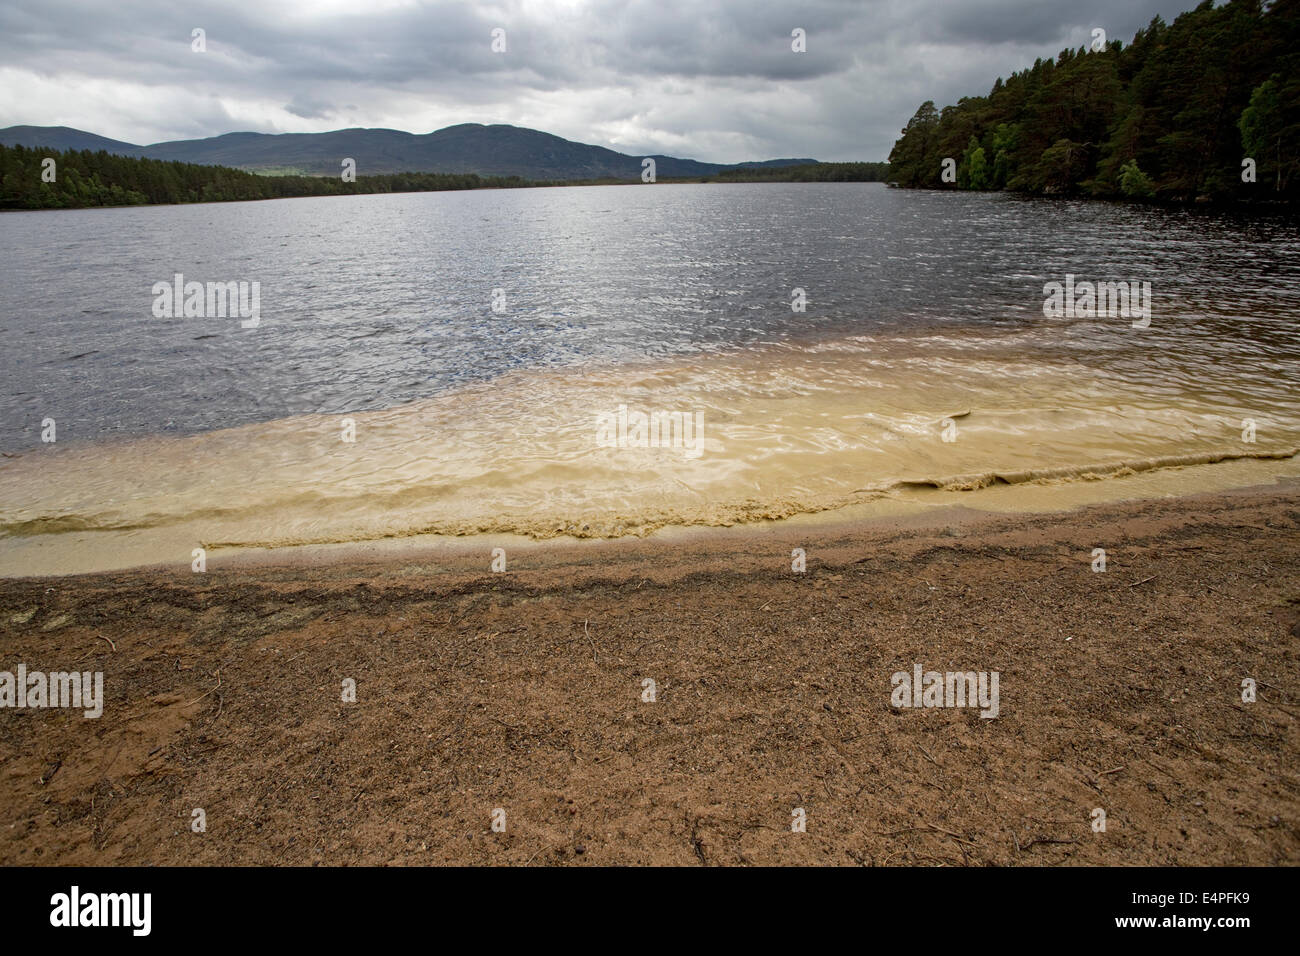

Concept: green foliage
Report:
left=1240, top=75, right=1300, bottom=192
left=887, top=101, right=941, bottom=186
left=988, top=123, right=1019, bottom=188
left=888, top=0, right=1300, bottom=202
left=1027, top=138, right=1091, bottom=194
left=1118, top=159, right=1156, bottom=198
left=959, top=136, right=990, bottom=190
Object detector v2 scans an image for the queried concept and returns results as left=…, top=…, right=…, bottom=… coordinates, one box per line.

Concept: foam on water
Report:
left=2, top=328, right=1295, bottom=575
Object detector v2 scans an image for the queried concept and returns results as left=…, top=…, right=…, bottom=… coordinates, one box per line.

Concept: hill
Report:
left=0, top=125, right=143, bottom=156
left=0, top=122, right=818, bottom=181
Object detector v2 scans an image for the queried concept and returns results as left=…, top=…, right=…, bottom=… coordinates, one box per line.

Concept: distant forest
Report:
left=888, top=0, right=1299, bottom=202
left=0, top=143, right=542, bottom=209
left=0, top=143, right=891, bottom=210
left=716, top=162, right=889, bottom=182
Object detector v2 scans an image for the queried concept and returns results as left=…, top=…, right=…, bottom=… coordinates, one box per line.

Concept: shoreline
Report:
left=3, top=457, right=1297, bottom=578
left=1, top=483, right=1296, bottom=864
left=6, top=178, right=1295, bottom=216
left=4, top=312, right=1297, bottom=578
left=0, top=166, right=891, bottom=215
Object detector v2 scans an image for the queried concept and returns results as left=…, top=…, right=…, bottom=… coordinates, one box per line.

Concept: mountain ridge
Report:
left=0, top=123, right=818, bottom=181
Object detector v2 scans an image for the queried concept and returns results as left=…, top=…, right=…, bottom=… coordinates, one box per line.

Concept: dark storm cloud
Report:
left=925, top=0, right=1182, bottom=46
left=0, top=0, right=1208, bottom=162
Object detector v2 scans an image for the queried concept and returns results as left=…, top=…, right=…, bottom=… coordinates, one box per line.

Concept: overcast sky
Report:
left=0, top=0, right=1201, bottom=163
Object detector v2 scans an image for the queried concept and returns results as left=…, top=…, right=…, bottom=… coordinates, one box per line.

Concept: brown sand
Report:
left=1, top=486, right=1297, bottom=866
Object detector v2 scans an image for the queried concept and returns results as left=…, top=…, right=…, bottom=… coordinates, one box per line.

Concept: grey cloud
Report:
left=0, top=0, right=1210, bottom=162
left=923, top=0, right=1192, bottom=46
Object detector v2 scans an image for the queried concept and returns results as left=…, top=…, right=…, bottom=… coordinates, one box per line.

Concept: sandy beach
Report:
left=1, top=483, right=1296, bottom=866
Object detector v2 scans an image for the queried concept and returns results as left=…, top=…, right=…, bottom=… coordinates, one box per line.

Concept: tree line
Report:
left=0, top=140, right=905, bottom=212
left=0, top=143, right=539, bottom=210
left=887, top=0, right=1299, bottom=202
left=715, top=162, right=890, bottom=182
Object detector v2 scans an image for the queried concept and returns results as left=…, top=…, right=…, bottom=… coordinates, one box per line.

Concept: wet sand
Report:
left=1, top=484, right=1297, bottom=865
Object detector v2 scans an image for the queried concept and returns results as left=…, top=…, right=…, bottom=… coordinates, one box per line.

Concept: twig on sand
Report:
left=1078, top=765, right=1104, bottom=793
left=925, top=823, right=980, bottom=847
left=691, top=821, right=708, bottom=865
left=525, top=843, right=557, bottom=866
left=1021, top=836, right=1080, bottom=850
left=583, top=619, right=598, bottom=665
left=187, top=670, right=222, bottom=705
left=878, top=823, right=979, bottom=847
left=1128, top=575, right=1157, bottom=588
left=917, top=744, right=938, bottom=765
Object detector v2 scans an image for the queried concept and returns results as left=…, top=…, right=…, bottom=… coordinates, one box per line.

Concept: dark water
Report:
left=1, top=182, right=1298, bottom=451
